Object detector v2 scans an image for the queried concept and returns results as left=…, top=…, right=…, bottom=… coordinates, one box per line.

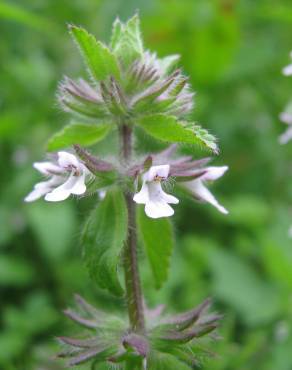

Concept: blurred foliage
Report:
left=0, top=0, right=292, bottom=369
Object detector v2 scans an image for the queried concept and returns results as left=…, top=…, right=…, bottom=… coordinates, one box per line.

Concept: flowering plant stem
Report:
left=121, top=124, right=145, bottom=334
left=24, top=16, right=226, bottom=368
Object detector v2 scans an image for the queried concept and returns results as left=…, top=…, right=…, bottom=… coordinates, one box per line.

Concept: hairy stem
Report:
left=120, top=125, right=145, bottom=332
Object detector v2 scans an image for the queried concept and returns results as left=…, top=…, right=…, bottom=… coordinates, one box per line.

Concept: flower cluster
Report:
left=25, top=146, right=228, bottom=219
left=133, top=163, right=228, bottom=219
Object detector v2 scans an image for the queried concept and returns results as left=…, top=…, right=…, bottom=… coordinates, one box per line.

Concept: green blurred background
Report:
left=1, top=0, right=292, bottom=369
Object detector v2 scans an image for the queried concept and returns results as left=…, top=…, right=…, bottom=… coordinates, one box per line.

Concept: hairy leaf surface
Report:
left=70, top=25, right=120, bottom=82
left=82, top=188, right=127, bottom=296
left=111, top=15, right=144, bottom=66
left=47, top=122, right=111, bottom=151
left=137, top=206, right=174, bottom=289
left=136, top=114, right=218, bottom=153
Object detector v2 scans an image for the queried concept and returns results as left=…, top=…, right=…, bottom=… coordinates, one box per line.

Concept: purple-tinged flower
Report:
left=25, top=151, right=89, bottom=202
left=133, top=165, right=179, bottom=219
left=182, top=166, right=228, bottom=214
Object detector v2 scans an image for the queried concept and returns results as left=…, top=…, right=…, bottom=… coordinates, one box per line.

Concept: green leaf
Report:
left=136, top=114, right=218, bottom=153
left=69, top=25, right=120, bottom=82
left=137, top=207, right=174, bottom=289
left=111, top=14, right=144, bottom=66
left=82, top=188, right=128, bottom=296
left=191, top=124, right=219, bottom=154
left=47, top=122, right=112, bottom=151
left=110, top=18, right=123, bottom=50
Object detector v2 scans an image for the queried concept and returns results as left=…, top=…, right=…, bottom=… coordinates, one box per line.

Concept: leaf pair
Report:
left=48, top=114, right=218, bottom=154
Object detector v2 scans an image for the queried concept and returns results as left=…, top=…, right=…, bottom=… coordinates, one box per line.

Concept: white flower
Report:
left=133, top=165, right=179, bottom=219
left=279, top=111, right=292, bottom=144
left=282, top=52, right=292, bottom=76
left=25, top=151, right=89, bottom=202
left=283, top=64, right=292, bottom=76
left=183, top=166, right=228, bottom=214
